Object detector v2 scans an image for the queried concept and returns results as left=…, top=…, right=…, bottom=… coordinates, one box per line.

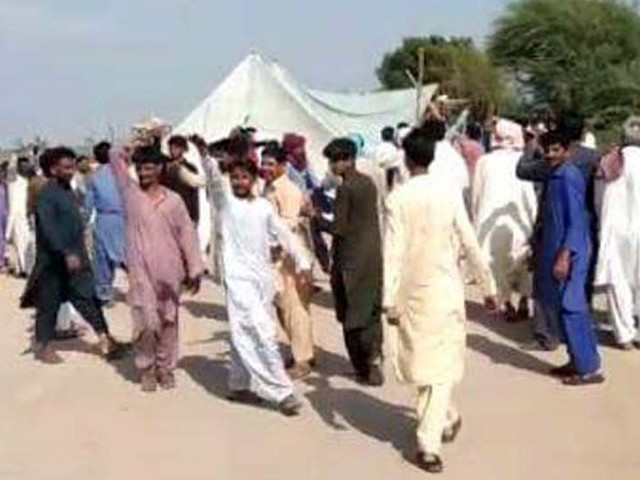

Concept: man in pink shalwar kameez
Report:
left=113, top=146, right=204, bottom=392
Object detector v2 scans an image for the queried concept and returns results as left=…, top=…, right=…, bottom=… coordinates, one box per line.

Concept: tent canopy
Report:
left=173, top=53, right=438, bottom=173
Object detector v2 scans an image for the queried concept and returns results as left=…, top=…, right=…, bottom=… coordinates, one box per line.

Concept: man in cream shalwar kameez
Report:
left=595, top=144, right=640, bottom=348
left=472, top=120, right=537, bottom=321
left=384, top=128, right=497, bottom=472
left=262, top=143, right=315, bottom=378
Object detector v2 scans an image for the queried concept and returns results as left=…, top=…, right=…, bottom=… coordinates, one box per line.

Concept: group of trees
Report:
left=377, top=0, right=640, bottom=140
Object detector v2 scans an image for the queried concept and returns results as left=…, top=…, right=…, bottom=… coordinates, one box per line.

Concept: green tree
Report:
left=489, top=0, right=640, bottom=133
left=377, top=36, right=502, bottom=119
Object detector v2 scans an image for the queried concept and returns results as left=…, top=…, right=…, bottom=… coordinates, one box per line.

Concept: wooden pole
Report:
left=416, top=47, right=425, bottom=123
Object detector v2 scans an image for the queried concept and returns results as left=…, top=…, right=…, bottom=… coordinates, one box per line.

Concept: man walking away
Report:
left=385, top=128, right=497, bottom=473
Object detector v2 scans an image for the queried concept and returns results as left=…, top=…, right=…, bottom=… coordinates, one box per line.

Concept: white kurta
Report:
left=384, top=173, right=496, bottom=386
left=429, top=140, right=470, bottom=193
left=6, top=175, right=35, bottom=274
left=595, top=146, right=640, bottom=343
left=211, top=170, right=311, bottom=403
left=374, top=142, right=403, bottom=170
left=472, top=149, right=538, bottom=303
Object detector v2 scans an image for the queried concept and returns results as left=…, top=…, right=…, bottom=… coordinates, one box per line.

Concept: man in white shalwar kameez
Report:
left=472, top=119, right=537, bottom=321
left=384, top=128, right=497, bottom=473
left=6, top=158, right=35, bottom=276
left=210, top=158, right=312, bottom=416
left=595, top=141, right=640, bottom=349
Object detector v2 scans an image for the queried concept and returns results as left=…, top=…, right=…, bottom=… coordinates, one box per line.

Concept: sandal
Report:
left=562, top=373, right=605, bottom=386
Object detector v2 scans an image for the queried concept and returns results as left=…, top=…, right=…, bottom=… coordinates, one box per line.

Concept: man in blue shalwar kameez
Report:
left=84, top=142, right=126, bottom=306
left=539, top=131, right=604, bottom=386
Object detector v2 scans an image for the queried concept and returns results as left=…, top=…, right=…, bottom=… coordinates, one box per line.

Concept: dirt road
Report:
left=0, top=275, right=638, bottom=480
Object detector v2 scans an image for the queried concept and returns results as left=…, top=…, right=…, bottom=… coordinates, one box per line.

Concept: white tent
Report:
left=173, top=53, right=437, bottom=253
left=173, top=52, right=438, bottom=174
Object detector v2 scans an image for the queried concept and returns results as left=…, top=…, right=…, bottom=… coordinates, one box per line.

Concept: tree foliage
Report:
left=377, top=36, right=502, bottom=119
left=489, top=0, right=640, bottom=131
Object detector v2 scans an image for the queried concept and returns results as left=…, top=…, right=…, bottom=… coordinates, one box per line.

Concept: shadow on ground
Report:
left=182, top=300, right=228, bottom=322
left=467, top=334, right=556, bottom=376
left=304, top=375, right=415, bottom=458
left=179, top=355, right=230, bottom=400
left=466, top=301, right=531, bottom=345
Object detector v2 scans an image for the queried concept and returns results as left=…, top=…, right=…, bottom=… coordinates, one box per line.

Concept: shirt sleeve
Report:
left=516, top=149, right=552, bottom=182
left=560, top=172, right=586, bottom=254
left=383, top=194, right=404, bottom=310
left=83, top=179, right=96, bottom=225
left=332, top=183, right=350, bottom=238
left=268, top=206, right=311, bottom=272
left=207, top=161, right=229, bottom=212
left=453, top=195, right=497, bottom=298
left=110, top=151, right=135, bottom=192
left=178, top=163, right=207, bottom=188
left=173, top=197, right=205, bottom=279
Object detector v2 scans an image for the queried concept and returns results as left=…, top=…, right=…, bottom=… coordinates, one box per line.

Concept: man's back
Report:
left=387, top=174, right=463, bottom=289
left=334, top=171, right=381, bottom=272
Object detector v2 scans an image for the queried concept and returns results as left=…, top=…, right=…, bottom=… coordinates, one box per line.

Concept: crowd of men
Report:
left=0, top=107, right=639, bottom=474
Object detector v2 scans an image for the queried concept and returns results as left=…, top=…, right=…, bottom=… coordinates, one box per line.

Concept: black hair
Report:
left=557, top=114, right=585, bottom=142
left=381, top=126, right=395, bottom=142
left=188, top=134, right=207, bottom=151
left=465, top=123, right=483, bottom=142
left=17, top=156, right=30, bottom=166
left=168, top=135, right=189, bottom=150
left=93, top=141, right=111, bottom=164
left=227, top=134, right=252, bottom=161
left=229, top=158, right=259, bottom=178
left=421, top=118, right=446, bottom=142
left=132, top=145, right=167, bottom=167
left=76, top=155, right=89, bottom=165
left=402, top=128, right=436, bottom=168
left=540, top=130, right=571, bottom=151
left=45, top=146, right=77, bottom=168
left=261, top=142, right=287, bottom=164
left=323, top=138, right=357, bottom=162
left=38, top=151, right=52, bottom=177
left=208, top=138, right=230, bottom=158
left=397, top=122, right=410, bottom=130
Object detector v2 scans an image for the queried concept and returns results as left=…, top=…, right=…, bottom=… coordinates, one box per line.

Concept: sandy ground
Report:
left=0, top=273, right=639, bottom=480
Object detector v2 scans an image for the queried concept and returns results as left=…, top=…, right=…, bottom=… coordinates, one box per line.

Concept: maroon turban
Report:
left=282, top=133, right=306, bottom=154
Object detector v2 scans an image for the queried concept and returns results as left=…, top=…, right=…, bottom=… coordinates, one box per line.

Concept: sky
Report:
left=0, top=0, right=511, bottom=145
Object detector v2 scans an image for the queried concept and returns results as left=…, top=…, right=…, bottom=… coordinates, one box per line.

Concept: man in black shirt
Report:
left=33, top=147, right=128, bottom=364
left=163, top=135, right=200, bottom=225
